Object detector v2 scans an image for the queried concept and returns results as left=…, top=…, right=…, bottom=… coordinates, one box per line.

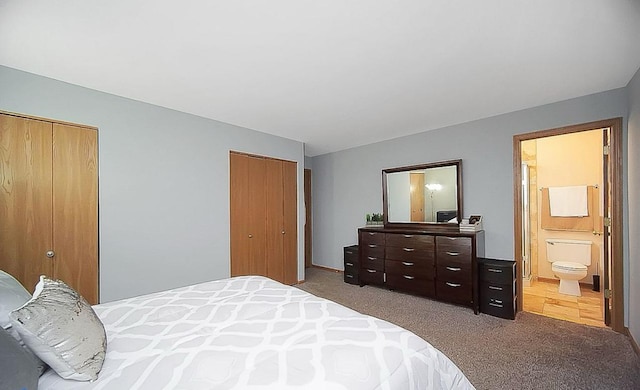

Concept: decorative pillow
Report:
left=0, top=270, right=47, bottom=375
left=9, top=276, right=107, bottom=381
left=0, top=326, right=40, bottom=390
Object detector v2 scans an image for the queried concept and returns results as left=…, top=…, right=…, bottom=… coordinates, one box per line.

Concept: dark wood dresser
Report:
left=358, top=227, right=485, bottom=313
left=478, top=258, right=517, bottom=319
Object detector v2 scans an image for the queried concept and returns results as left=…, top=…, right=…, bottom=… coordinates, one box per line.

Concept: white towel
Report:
left=548, top=185, right=588, bottom=217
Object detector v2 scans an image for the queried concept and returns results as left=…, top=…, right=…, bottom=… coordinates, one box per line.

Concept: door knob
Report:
left=46, top=250, right=55, bottom=258
left=248, top=234, right=253, bottom=238
left=281, top=231, right=285, bottom=234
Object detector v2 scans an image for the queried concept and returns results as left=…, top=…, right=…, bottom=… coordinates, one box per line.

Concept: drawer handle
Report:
left=366, top=269, right=377, bottom=273
left=490, top=299, right=503, bottom=304
left=446, top=251, right=460, bottom=256
left=403, top=234, right=413, bottom=238
left=489, top=302, right=504, bottom=308
left=346, top=274, right=353, bottom=278
left=446, top=266, right=461, bottom=271
left=368, top=244, right=377, bottom=248
left=345, top=262, right=354, bottom=266
left=346, top=251, right=353, bottom=254
left=367, top=256, right=377, bottom=261
left=488, top=268, right=503, bottom=273
left=368, top=232, right=376, bottom=236
left=403, top=275, right=415, bottom=280
left=402, top=247, right=415, bottom=252
left=488, top=285, right=503, bottom=291
left=446, top=282, right=461, bottom=287
left=402, top=262, right=414, bottom=266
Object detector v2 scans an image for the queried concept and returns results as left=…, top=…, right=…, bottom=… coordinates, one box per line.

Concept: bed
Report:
left=15, top=275, right=473, bottom=389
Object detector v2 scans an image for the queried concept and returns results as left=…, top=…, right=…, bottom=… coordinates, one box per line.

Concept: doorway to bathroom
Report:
left=513, top=118, right=624, bottom=333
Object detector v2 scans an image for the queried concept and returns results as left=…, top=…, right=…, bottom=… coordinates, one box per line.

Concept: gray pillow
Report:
left=0, top=326, right=40, bottom=390
left=0, top=270, right=33, bottom=334
left=0, top=270, right=47, bottom=374
left=9, top=276, right=107, bottom=381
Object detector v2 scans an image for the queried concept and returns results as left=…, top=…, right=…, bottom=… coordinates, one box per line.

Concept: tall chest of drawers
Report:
left=343, top=245, right=360, bottom=284
left=478, top=258, right=517, bottom=319
left=358, top=227, right=485, bottom=313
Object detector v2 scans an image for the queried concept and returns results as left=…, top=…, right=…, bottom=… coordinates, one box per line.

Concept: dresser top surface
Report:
left=359, top=226, right=484, bottom=238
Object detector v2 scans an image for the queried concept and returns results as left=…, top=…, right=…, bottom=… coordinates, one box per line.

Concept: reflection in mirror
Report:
left=383, top=160, right=462, bottom=226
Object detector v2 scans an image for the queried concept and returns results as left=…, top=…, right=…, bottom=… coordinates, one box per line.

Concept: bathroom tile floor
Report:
left=522, top=279, right=605, bottom=327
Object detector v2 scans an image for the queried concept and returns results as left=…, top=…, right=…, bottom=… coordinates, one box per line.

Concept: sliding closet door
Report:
left=52, top=123, right=98, bottom=304
left=0, top=114, right=53, bottom=292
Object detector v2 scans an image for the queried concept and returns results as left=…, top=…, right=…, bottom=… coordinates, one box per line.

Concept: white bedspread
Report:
left=39, top=276, right=473, bottom=389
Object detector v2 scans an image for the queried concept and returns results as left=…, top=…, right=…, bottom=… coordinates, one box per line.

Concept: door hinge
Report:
left=604, top=289, right=612, bottom=299
left=603, top=145, right=610, bottom=155
left=604, top=217, right=611, bottom=227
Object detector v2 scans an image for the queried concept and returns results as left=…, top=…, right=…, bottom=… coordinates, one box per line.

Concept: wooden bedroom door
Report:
left=0, top=112, right=99, bottom=303
left=230, top=152, right=297, bottom=284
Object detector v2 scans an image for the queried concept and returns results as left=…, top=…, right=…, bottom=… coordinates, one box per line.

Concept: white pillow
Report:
left=9, top=276, right=107, bottom=381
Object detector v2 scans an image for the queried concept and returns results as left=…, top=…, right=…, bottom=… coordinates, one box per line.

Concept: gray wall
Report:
left=627, top=66, right=640, bottom=344
left=0, top=66, right=306, bottom=302
left=311, top=87, right=630, bottom=323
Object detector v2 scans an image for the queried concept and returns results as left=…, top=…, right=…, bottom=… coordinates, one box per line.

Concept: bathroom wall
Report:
left=536, top=130, right=605, bottom=283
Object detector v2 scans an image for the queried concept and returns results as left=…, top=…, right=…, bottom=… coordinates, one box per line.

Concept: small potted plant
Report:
left=366, top=213, right=381, bottom=226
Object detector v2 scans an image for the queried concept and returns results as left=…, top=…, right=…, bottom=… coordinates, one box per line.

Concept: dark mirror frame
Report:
left=382, top=159, right=463, bottom=229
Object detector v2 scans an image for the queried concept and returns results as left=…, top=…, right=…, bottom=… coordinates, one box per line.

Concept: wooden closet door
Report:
left=265, top=159, right=284, bottom=282
left=247, top=156, right=267, bottom=275
left=282, top=160, right=298, bottom=285
left=0, top=114, right=53, bottom=292
left=52, top=124, right=98, bottom=304
left=230, top=153, right=266, bottom=277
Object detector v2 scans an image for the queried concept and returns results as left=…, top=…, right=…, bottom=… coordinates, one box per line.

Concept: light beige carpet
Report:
left=297, top=267, right=640, bottom=390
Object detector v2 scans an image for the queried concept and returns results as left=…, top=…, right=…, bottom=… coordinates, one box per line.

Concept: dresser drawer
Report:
left=436, top=264, right=472, bottom=283
left=436, top=236, right=472, bottom=253
left=360, top=231, right=385, bottom=245
left=386, top=274, right=435, bottom=297
left=437, top=246, right=472, bottom=268
left=361, top=247, right=384, bottom=268
left=480, top=296, right=516, bottom=320
left=385, top=246, right=435, bottom=264
left=385, top=233, right=434, bottom=250
left=479, top=262, right=514, bottom=284
left=344, top=259, right=359, bottom=274
left=360, top=268, right=384, bottom=285
left=361, top=245, right=384, bottom=261
left=344, top=271, right=359, bottom=285
left=480, top=280, right=515, bottom=302
left=436, top=279, right=472, bottom=305
left=386, top=259, right=435, bottom=279
left=344, top=245, right=359, bottom=262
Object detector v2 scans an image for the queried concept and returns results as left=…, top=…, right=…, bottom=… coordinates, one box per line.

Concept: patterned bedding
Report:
left=39, top=276, right=474, bottom=389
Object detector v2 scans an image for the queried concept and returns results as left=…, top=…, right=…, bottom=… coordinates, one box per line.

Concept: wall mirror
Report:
left=383, top=159, right=463, bottom=227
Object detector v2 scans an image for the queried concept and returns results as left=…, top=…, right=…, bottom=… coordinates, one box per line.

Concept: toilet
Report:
left=545, top=238, right=592, bottom=296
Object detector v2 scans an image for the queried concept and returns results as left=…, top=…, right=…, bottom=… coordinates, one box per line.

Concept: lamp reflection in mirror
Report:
left=425, top=183, right=442, bottom=221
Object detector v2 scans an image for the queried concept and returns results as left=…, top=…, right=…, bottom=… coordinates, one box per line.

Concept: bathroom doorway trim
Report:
left=512, top=117, right=623, bottom=333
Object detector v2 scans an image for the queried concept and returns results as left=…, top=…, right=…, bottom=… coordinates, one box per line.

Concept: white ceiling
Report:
left=1, top=1, right=639, bottom=156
